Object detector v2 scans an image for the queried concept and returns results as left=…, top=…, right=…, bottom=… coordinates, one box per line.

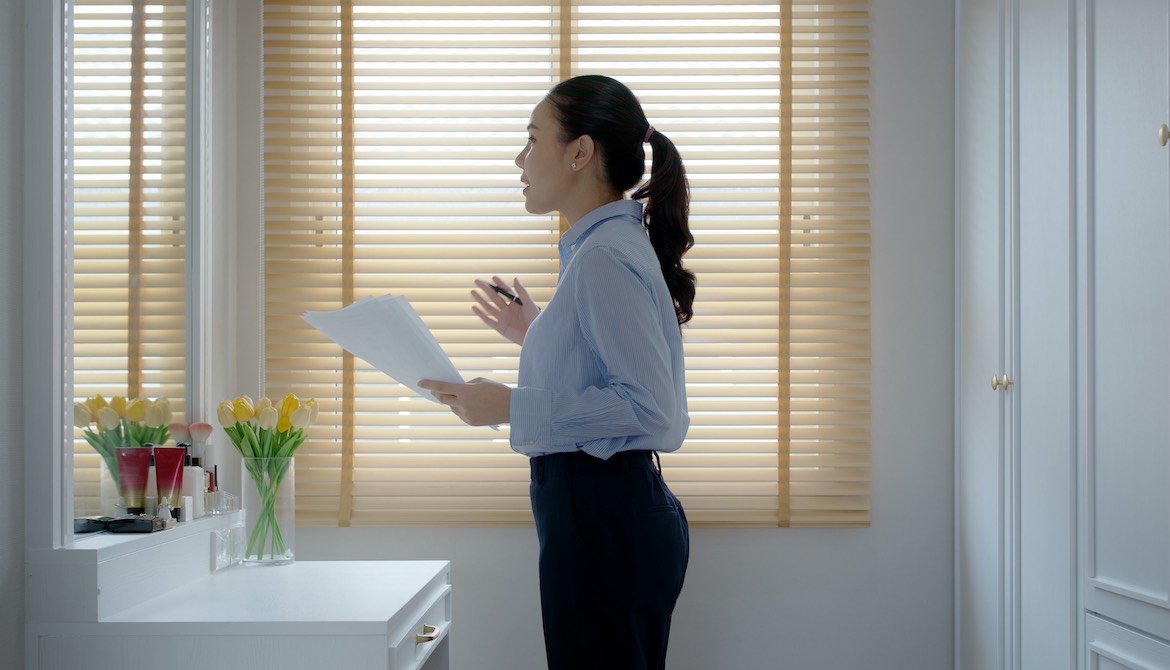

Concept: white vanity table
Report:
left=26, top=515, right=452, bottom=670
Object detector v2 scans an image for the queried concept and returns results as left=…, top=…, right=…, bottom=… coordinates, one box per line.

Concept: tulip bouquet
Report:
left=217, top=394, right=317, bottom=562
left=73, top=394, right=172, bottom=488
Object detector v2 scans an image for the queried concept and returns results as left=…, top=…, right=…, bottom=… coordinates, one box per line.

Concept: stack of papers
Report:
left=302, top=295, right=463, bottom=403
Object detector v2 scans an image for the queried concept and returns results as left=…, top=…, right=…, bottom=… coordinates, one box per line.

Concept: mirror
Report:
left=68, top=0, right=192, bottom=522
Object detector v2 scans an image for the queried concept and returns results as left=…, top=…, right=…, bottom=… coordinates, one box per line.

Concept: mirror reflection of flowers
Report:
left=217, top=394, right=318, bottom=561
left=73, top=394, right=173, bottom=488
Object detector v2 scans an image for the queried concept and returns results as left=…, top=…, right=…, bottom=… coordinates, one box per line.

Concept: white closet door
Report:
left=1018, top=1, right=1077, bottom=668
left=957, top=0, right=1010, bottom=666
left=1081, top=0, right=1170, bottom=644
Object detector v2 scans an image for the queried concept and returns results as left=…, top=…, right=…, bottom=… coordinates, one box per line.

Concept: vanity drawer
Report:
left=388, top=580, right=452, bottom=670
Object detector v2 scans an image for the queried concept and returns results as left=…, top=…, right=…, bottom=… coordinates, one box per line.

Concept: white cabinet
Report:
left=957, top=0, right=1078, bottom=668
left=958, top=1, right=1170, bottom=668
left=29, top=561, right=452, bottom=670
left=1078, top=0, right=1170, bottom=651
left=956, top=2, right=1012, bottom=669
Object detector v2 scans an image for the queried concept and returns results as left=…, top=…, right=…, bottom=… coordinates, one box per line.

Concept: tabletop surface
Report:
left=101, top=560, right=451, bottom=632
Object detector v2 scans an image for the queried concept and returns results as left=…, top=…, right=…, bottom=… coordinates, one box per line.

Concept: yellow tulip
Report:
left=110, top=396, right=128, bottom=418
left=279, top=394, right=299, bottom=419
left=85, top=394, right=108, bottom=415
left=233, top=396, right=255, bottom=422
left=73, top=402, right=92, bottom=428
left=256, top=396, right=273, bottom=414
left=257, top=406, right=279, bottom=431
left=217, top=400, right=237, bottom=428
left=290, top=405, right=312, bottom=430
left=144, top=402, right=166, bottom=428
left=96, top=406, right=121, bottom=431
left=126, top=398, right=147, bottom=422
left=155, top=397, right=172, bottom=424
left=274, top=394, right=294, bottom=431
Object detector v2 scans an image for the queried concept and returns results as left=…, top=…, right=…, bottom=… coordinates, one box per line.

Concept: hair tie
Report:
left=643, top=125, right=655, bottom=143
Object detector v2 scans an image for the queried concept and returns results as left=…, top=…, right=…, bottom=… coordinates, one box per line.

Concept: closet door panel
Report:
left=957, top=0, right=1007, bottom=666
left=1018, top=1, right=1076, bottom=668
left=1082, top=0, right=1170, bottom=638
left=1086, top=614, right=1170, bottom=669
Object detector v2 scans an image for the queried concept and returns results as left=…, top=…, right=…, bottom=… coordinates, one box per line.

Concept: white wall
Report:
left=2, top=0, right=26, bottom=667
left=298, top=1, right=958, bottom=669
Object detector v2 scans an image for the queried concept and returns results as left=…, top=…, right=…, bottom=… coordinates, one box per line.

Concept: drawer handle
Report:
left=416, top=623, right=441, bottom=644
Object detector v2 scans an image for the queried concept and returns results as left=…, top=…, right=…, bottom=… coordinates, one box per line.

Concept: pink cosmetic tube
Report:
left=152, top=446, right=185, bottom=520
left=116, top=447, right=152, bottom=514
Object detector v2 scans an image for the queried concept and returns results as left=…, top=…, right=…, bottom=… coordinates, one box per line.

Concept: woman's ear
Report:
left=571, top=134, right=597, bottom=170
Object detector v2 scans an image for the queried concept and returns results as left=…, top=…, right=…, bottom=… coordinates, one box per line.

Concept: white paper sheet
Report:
left=303, top=295, right=463, bottom=403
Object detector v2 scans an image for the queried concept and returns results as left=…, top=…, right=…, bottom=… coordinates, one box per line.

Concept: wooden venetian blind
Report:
left=70, top=0, right=188, bottom=515
left=263, top=0, right=870, bottom=528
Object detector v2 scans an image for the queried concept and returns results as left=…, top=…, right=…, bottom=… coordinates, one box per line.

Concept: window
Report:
left=70, top=0, right=189, bottom=516
left=263, top=0, right=870, bottom=527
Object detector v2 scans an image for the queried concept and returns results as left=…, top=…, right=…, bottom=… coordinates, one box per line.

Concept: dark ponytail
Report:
left=631, top=131, right=695, bottom=325
left=546, top=75, right=696, bottom=325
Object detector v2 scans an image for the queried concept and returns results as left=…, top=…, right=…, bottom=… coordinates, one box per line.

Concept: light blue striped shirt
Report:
left=509, top=199, right=690, bottom=459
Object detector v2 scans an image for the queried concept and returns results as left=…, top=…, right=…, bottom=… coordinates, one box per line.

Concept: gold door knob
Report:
left=991, top=374, right=1014, bottom=390
left=1160, top=124, right=1169, bottom=147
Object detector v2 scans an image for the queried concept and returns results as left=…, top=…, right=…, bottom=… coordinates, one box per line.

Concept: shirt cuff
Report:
left=509, top=386, right=552, bottom=450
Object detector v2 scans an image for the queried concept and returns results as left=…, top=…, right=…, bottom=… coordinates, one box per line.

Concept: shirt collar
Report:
left=558, top=199, right=644, bottom=264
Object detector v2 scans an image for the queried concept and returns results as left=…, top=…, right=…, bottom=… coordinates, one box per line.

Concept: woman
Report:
left=419, top=74, right=694, bottom=670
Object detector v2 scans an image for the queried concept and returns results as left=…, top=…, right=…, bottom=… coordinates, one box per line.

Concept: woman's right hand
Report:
left=471, top=276, right=539, bottom=346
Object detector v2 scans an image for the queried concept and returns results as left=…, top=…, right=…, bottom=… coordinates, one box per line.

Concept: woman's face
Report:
left=514, top=100, right=574, bottom=215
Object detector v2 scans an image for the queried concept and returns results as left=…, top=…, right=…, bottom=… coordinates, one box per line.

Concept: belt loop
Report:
left=652, top=451, right=661, bottom=475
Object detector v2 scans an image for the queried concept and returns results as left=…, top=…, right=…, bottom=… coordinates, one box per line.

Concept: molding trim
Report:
left=22, top=0, right=67, bottom=552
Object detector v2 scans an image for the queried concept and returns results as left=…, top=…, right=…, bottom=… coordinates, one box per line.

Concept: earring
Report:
left=570, top=162, right=577, bottom=170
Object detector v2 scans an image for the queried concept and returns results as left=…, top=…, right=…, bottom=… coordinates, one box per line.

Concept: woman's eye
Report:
left=527, top=136, right=535, bottom=144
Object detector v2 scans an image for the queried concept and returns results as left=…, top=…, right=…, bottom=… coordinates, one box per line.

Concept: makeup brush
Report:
left=189, top=422, right=213, bottom=461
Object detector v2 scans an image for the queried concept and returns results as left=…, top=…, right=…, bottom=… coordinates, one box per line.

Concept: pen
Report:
left=489, top=283, right=523, bottom=305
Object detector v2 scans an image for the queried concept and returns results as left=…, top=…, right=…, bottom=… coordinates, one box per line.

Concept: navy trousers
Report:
left=530, top=449, right=690, bottom=670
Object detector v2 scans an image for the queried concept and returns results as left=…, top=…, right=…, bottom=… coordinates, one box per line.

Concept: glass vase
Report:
left=99, top=458, right=120, bottom=517
left=241, top=456, right=295, bottom=565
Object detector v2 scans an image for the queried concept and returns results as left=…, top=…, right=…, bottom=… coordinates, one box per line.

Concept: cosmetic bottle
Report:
left=203, top=468, right=213, bottom=514
left=207, top=465, right=220, bottom=514
left=180, top=444, right=205, bottom=518
left=153, top=446, right=185, bottom=520
left=115, top=447, right=151, bottom=514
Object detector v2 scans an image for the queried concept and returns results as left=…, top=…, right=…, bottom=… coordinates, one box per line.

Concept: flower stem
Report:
left=244, top=457, right=292, bottom=561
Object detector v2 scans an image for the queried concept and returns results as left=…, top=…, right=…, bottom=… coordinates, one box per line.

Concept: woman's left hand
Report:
left=418, top=377, right=511, bottom=426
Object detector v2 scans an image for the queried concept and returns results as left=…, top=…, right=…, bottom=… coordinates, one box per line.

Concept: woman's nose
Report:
left=514, top=147, right=526, bottom=169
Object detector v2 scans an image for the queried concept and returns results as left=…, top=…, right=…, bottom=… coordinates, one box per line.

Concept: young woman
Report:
left=419, top=74, right=694, bottom=670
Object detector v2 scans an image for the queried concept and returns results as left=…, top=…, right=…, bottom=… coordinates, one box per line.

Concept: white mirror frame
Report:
left=23, top=0, right=68, bottom=551
left=23, top=0, right=213, bottom=551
